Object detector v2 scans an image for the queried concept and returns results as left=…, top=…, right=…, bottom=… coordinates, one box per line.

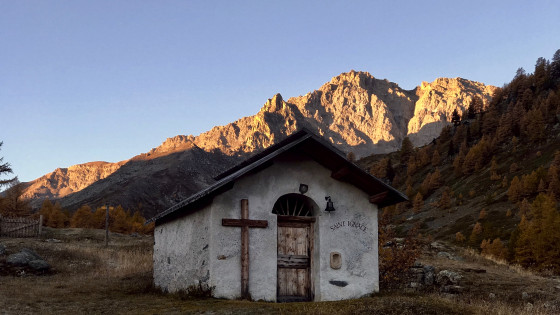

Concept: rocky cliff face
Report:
left=22, top=71, right=496, bottom=216
left=23, top=161, right=127, bottom=201
left=191, top=71, right=495, bottom=156
left=408, top=78, right=496, bottom=146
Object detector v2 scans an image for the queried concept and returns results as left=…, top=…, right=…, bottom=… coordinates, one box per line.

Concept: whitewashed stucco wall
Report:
left=154, top=151, right=379, bottom=301
left=153, top=207, right=211, bottom=293
left=209, top=152, right=379, bottom=301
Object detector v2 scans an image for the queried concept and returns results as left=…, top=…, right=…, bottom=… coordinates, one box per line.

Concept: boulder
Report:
left=21, top=248, right=43, bottom=260
left=436, top=270, right=463, bottom=285
left=6, top=251, right=36, bottom=266
left=423, top=265, right=435, bottom=286
left=409, top=267, right=424, bottom=283
left=28, top=259, right=50, bottom=271
left=0, top=243, right=6, bottom=256
left=6, top=248, right=46, bottom=268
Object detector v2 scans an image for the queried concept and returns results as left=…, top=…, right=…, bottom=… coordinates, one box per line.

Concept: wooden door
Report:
left=277, top=216, right=314, bottom=302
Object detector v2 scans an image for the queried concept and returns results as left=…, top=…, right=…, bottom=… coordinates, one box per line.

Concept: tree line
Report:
left=37, top=199, right=154, bottom=234
left=374, top=49, right=560, bottom=274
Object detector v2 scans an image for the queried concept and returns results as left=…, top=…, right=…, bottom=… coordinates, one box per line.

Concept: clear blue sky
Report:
left=1, top=1, right=559, bottom=182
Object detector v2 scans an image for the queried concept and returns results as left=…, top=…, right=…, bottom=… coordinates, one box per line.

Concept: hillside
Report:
left=361, top=49, right=560, bottom=274
left=20, top=71, right=495, bottom=216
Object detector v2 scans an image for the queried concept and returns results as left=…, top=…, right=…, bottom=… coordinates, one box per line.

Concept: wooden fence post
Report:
left=105, top=206, right=109, bottom=247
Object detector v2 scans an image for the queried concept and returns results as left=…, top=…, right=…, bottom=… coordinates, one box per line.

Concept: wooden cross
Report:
left=222, top=199, right=268, bottom=299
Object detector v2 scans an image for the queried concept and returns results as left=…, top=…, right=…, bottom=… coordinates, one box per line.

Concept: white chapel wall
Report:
left=209, top=152, right=379, bottom=301
left=153, top=207, right=211, bottom=293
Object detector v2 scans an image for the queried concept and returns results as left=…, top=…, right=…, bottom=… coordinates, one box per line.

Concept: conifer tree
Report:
left=407, top=155, right=417, bottom=176
left=548, top=170, right=560, bottom=199
left=495, top=113, right=513, bottom=143
left=405, top=185, right=414, bottom=199
left=455, top=232, right=466, bottom=243
left=478, top=209, right=488, bottom=220
left=514, top=193, right=560, bottom=271
left=413, top=192, right=423, bottom=214
left=481, top=238, right=507, bottom=260
left=109, top=205, right=129, bottom=233
left=39, top=200, right=69, bottom=228
left=71, top=205, right=93, bottom=228
left=438, top=187, right=451, bottom=209
left=519, top=198, right=531, bottom=219
left=482, top=109, right=499, bottom=135
left=508, top=176, right=522, bottom=203
left=522, top=108, right=546, bottom=142
left=0, top=142, right=16, bottom=188
left=490, top=157, right=500, bottom=180
left=451, top=109, right=461, bottom=126
left=399, top=137, right=414, bottom=165
left=417, top=148, right=430, bottom=167
left=469, top=222, right=483, bottom=247
left=550, top=49, right=560, bottom=83
left=431, top=149, right=441, bottom=167
left=0, top=181, right=31, bottom=217
left=537, top=179, right=547, bottom=193
left=453, top=151, right=465, bottom=177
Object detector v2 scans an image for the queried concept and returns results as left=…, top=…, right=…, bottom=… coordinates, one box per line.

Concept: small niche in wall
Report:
left=330, top=252, right=342, bottom=269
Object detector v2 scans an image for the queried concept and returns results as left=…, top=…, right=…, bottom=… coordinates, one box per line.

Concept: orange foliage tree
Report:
left=39, top=199, right=69, bottom=228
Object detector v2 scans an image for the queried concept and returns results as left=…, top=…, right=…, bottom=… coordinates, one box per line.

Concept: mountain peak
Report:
left=261, top=93, right=285, bottom=112
left=328, top=70, right=375, bottom=88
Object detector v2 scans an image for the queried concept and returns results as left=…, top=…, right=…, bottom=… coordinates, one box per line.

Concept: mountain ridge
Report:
left=21, top=71, right=497, bottom=216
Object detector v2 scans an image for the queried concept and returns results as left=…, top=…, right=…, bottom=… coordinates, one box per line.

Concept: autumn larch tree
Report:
left=469, top=221, right=483, bottom=247
left=399, top=137, right=414, bottom=165
left=431, top=149, right=441, bottom=167
left=438, top=186, right=451, bottom=209
left=514, top=193, right=560, bottom=272
left=39, top=199, right=69, bottom=228
left=508, top=176, right=522, bottom=203
left=412, top=192, right=423, bottom=214
left=71, top=205, right=94, bottom=228
left=0, top=180, right=31, bottom=217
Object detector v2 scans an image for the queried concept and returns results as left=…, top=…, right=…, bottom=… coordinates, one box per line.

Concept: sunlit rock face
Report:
left=191, top=71, right=496, bottom=157
left=407, top=78, right=497, bottom=146
left=192, top=71, right=417, bottom=157
left=22, top=161, right=126, bottom=202
left=21, top=71, right=496, bottom=216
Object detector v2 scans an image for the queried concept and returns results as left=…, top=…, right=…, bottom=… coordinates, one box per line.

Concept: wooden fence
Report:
left=0, top=215, right=43, bottom=238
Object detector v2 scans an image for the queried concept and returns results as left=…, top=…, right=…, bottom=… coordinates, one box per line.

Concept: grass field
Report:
left=1, top=228, right=559, bottom=314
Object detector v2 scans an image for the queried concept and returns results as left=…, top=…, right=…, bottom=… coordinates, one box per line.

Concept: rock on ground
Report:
left=28, top=259, right=50, bottom=271
left=436, top=270, right=463, bottom=285
left=6, top=251, right=36, bottom=266
left=5, top=248, right=50, bottom=272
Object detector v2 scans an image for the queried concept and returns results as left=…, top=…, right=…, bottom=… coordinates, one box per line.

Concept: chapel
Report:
left=149, top=129, right=407, bottom=302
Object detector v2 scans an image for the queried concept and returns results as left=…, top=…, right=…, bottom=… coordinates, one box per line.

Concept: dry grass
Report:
left=1, top=228, right=559, bottom=314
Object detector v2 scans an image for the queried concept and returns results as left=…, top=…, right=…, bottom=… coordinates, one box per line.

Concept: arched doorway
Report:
left=273, top=193, right=317, bottom=302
